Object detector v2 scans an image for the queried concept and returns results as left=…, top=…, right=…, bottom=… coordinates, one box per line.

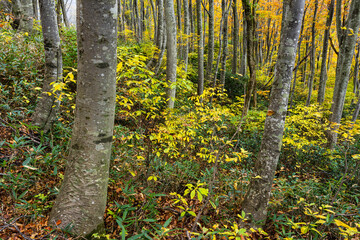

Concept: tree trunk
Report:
left=220, top=0, right=229, bottom=90
left=239, top=15, right=247, bottom=76
left=32, top=0, right=38, bottom=20
left=231, top=0, right=239, bottom=74
left=32, top=0, right=62, bottom=132
left=49, top=0, right=117, bottom=236
left=317, top=0, right=335, bottom=104
left=59, top=0, right=69, bottom=27
left=14, top=0, right=34, bottom=33
left=196, top=0, right=204, bottom=97
left=241, top=0, right=304, bottom=224
left=241, top=0, right=257, bottom=117
left=205, top=0, right=214, bottom=80
left=353, top=43, right=360, bottom=99
left=183, top=0, right=190, bottom=72
left=305, top=0, right=318, bottom=106
left=289, top=7, right=306, bottom=109
left=327, top=0, right=360, bottom=148
left=189, top=0, right=194, bottom=52
left=164, top=0, right=177, bottom=108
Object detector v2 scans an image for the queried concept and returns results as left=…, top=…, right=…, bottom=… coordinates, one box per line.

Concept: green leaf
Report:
left=142, top=219, right=156, bottom=222
left=163, top=217, right=172, bottom=228
left=190, top=190, right=195, bottom=199
left=197, top=192, right=203, bottom=202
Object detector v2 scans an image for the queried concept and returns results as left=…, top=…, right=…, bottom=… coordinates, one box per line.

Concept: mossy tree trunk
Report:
left=32, top=0, right=62, bottom=132
left=327, top=0, right=360, bottom=148
left=241, top=0, right=305, bottom=225
left=49, top=0, right=117, bottom=236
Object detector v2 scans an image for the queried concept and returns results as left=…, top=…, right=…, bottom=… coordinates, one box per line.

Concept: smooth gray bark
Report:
left=239, top=16, right=247, bottom=76
left=328, top=0, right=360, bottom=148
left=32, top=0, right=62, bottom=132
left=196, top=0, right=204, bottom=97
left=305, top=0, right=318, bottom=106
left=241, top=0, right=304, bottom=224
left=164, top=0, right=177, bottom=108
left=49, top=0, right=117, bottom=236
left=317, top=0, right=335, bottom=104
left=60, top=0, right=69, bottom=27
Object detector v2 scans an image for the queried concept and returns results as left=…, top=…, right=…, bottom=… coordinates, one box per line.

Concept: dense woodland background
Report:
left=0, top=0, right=360, bottom=239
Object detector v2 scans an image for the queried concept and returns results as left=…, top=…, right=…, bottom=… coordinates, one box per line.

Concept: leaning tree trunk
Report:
left=164, top=0, right=177, bottom=108
left=305, top=0, right=318, bottom=106
left=317, top=0, right=335, bottom=104
left=241, top=0, right=304, bottom=225
left=327, top=0, right=360, bottom=148
left=49, top=0, right=117, bottom=236
left=196, top=0, right=204, bottom=97
left=60, top=0, right=69, bottom=27
left=32, top=0, right=62, bottom=132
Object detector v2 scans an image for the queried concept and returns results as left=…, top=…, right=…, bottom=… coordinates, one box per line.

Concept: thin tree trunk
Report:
left=289, top=7, right=306, bottom=109
left=317, top=0, right=335, bottom=104
left=32, top=0, right=62, bottom=132
left=32, top=0, right=38, bottom=20
left=149, top=0, right=157, bottom=41
left=241, top=0, right=257, bottom=117
left=231, top=0, right=239, bottom=74
left=241, top=0, right=304, bottom=224
left=196, top=0, right=204, bottom=97
left=183, top=0, right=190, bottom=72
left=189, top=0, right=194, bottom=52
left=49, top=0, right=117, bottom=236
left=164, top=0, right=177, bottom=108
left=306, top=0, right=318, bottom=106
left=59, top=0, right=69, bottom=27
left=327, top=0, right=360, bottom=148
left=352, top=43, right=360, bottom=98
left=205, top=0, right=214, bottom=80
left=220, top=0, right=229, bottom=90
left=239, top=15, right=247, bottom=76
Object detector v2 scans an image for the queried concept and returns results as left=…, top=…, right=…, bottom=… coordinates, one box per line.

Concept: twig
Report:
left=0, top=117, right=43, bottom=145
left=0, top=216, right=34, bottom=240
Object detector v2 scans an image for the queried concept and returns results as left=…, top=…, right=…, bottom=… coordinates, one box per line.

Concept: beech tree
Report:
left=327, top=0, right=360, bottom=148
left=241, top=0, right=258, bottom=117
left=164, top=0, right=177, bottom=108
left=12, top=0, right=34, bottom=33
left=241, top=0, right=305, bottom=224
left=49, top=0, right=118, bottom=236
left=32, top=0, right=62, bottom=131
left=317, top=0, right=335, bottom=104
